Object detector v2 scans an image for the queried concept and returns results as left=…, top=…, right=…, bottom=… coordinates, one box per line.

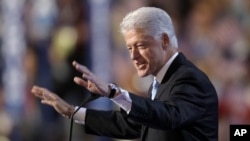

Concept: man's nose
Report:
left=130, top=48, right=139, bottom=60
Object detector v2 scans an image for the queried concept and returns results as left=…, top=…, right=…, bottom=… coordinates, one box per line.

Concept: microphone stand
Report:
left=68, top=94, right=101, bottom=141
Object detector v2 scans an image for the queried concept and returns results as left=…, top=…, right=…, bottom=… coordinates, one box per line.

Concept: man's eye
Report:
left=137, top=45, right=146, bottom=49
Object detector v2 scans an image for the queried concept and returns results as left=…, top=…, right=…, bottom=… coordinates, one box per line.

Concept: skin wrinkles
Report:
left=124, top=28, right=170, bottom=77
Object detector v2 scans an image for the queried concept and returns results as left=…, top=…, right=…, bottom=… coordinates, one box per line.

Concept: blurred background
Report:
left=0, top=0, right=249, bottom=141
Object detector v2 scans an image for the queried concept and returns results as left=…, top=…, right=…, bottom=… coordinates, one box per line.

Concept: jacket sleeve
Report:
left=84, top=109, right=141, bottom=139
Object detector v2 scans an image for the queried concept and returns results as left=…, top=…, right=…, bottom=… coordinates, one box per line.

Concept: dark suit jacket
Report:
left=84, top=53, right=218, bottom=141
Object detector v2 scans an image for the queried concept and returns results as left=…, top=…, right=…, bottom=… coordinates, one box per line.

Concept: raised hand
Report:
left=72, top=61, right=110, bottom=97
left=31, top=85, right=74, bottom=118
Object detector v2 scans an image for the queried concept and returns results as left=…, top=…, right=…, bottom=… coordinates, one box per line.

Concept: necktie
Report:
left=151, top=77, right=159, bottom=100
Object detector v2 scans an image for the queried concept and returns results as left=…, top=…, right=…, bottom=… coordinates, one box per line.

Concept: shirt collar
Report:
left=154, top=52, right=179, bottom=83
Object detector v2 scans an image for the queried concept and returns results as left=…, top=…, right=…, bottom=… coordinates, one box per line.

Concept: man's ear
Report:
left=161, top=33, right=170, bottom=49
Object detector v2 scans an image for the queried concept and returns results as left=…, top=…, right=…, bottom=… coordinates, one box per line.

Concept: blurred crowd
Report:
left=0, top=0, right=250, bottom=141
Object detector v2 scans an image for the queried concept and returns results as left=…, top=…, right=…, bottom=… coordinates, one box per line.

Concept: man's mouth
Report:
left=136, top=62, right=146, bottom=70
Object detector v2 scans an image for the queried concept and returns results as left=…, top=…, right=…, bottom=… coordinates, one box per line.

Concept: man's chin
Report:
left=137, top=71, right=149, bottom=77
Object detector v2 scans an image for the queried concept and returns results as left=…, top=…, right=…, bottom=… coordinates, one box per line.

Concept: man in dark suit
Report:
left=32, top=7, right=218, bottom=141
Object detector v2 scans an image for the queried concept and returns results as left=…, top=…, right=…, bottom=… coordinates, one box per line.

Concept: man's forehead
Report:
left=124, top=29, right=153, bottom=39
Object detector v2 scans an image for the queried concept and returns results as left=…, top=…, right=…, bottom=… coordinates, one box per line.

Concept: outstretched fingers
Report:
left=74, top=76, right=88, bottom=88
left=31, top=85, right=57, bottom=102
left=31, top=85, right=46, bottom=99
left=72, top=60, right=108, bottom=95
left=72, top=61, right=96, bottom=85
left=72, top=61, right=92, bottom=76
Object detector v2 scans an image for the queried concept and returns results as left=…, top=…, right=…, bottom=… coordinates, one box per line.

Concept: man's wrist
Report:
left=108, top=83, right=121, bottom=98
left=64, top=105, right=75, bottom=119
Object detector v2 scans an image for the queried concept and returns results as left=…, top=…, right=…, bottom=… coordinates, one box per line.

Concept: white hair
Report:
left=120, top=7, right=178, bottom=48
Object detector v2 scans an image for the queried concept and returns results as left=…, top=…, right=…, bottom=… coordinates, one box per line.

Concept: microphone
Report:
left=68, top=93, right=101, bottom=141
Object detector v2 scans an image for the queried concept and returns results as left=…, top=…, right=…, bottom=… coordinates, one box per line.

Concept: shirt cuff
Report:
left=111, top=88, right=132, bottom=114
left=73, top=106, right=87, bottom=125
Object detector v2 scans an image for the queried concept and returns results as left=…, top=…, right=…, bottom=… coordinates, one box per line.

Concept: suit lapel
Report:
left=154, top=53, right=186, bottom=100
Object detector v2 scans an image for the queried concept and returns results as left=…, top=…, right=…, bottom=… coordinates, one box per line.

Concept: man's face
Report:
left=124, top=29, right=166, bottom=77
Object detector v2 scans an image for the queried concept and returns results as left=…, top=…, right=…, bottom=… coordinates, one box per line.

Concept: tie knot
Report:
left=153, top=78, right=159, bottom=88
